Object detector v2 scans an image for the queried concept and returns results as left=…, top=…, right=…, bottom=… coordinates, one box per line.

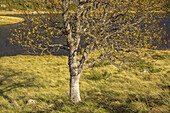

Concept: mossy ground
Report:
left=0, top=50, right=169, bottom=113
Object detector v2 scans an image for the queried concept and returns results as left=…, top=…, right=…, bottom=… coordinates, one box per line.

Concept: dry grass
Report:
left=0, top=50, right=169, bottom=112
left=0, top=11, right=25, bottom=15
left=0, top=16, right=24, bottom=25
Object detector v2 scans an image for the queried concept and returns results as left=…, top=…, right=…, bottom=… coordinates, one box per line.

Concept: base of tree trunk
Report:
left=70, top=75, right=81, bottom=103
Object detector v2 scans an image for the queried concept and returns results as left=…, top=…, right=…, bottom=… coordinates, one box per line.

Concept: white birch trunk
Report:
left=70, top=73, right=81, bottom=102
left=69, top=48, right=82, bottom=102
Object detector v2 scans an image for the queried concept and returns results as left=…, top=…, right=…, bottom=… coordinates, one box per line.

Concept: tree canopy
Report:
left=10, top=0, right=168, bottom=102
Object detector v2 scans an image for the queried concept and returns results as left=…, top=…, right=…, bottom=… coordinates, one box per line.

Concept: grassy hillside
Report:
left=0, top=50, right=169, bottom=112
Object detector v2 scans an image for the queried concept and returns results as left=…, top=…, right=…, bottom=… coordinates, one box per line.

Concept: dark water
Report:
left=0, top=22, right=24, bottom=57
left=0, top=14, right=169, bottom=57
left=0, top=14, right=69, bottom=57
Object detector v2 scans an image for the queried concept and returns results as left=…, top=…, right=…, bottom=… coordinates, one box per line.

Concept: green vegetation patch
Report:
left=0, top=50, right=169, bottom=112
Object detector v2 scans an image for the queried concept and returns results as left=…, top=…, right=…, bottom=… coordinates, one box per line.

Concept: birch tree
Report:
left=10, top=0, right=168, bottom=102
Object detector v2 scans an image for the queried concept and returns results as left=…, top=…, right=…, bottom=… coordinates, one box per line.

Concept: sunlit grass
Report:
left=0, top=11, right=25, bottom=15
left=0, top=50, right=169, bottom=112
left=0, top=16, right=24, bottom=25
left=0, top=11, right=61, bottom=15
